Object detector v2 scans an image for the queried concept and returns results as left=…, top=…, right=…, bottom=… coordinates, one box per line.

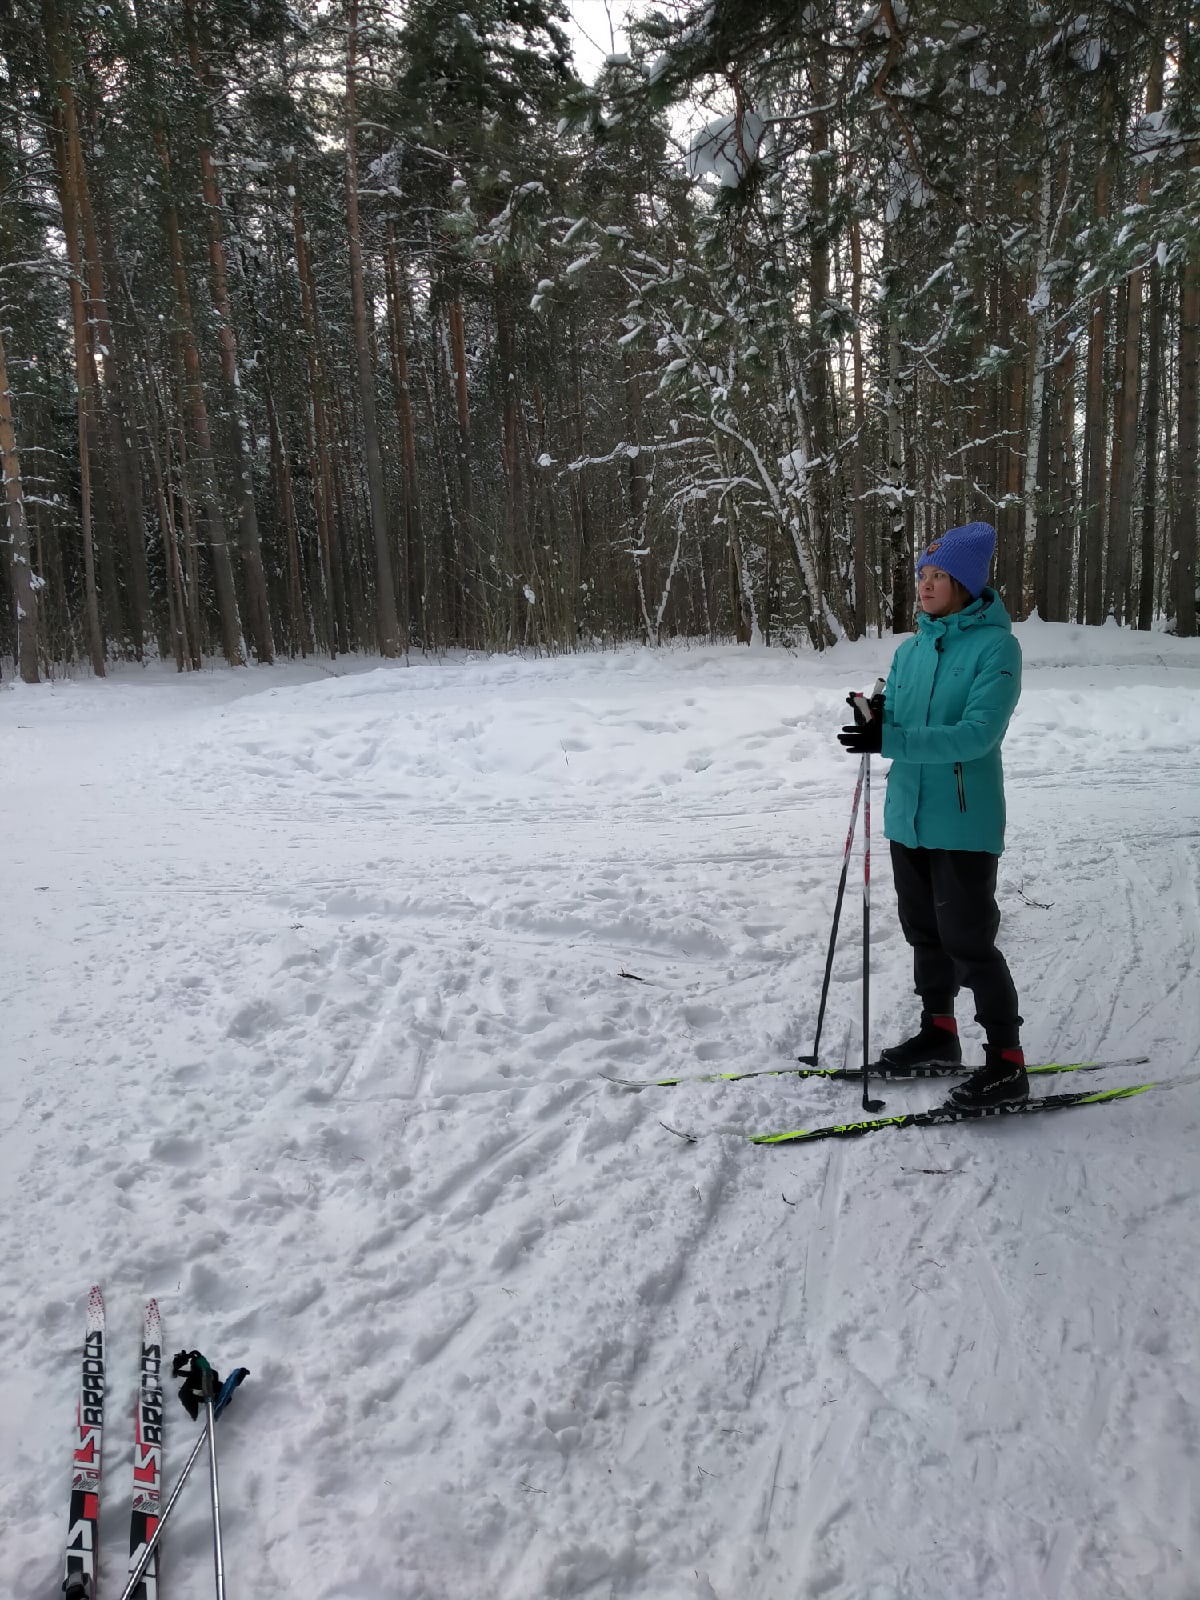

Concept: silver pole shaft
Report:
left=860, top=750, right=880, bottom=1112
left=206, top=1394, right=227, bottom=1600
left=118, top=1429, right=208, bottom=1600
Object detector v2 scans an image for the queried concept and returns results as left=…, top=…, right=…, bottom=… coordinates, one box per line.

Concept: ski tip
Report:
left=86, top=1284, right=105, bottom=1326
left=659, top=1120, right=697, bottom=1144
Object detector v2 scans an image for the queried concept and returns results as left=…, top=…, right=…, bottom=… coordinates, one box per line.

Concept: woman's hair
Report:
left=914, top=572, right=975, bottom=624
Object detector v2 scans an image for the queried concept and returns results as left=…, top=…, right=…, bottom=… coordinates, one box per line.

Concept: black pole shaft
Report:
left=798, top=758, right=865, bottom=1066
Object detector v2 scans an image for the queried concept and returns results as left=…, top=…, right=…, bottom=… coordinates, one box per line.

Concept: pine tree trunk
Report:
left=1104, top=275, right=1136, bottom=625
left=76, top=115, right=150, bottom=659
left=183, top=0, right=274, bottom=662
left=1021, top=148, right=1053, bottom=617
left=384, top=226, right=422, bottom=643
left=144, top=401, right=190, bottom=671
left=43, top=4, right=113, bottom=672
left=1044, top=334, right=1074, bottom=621
left=1172, top=13, right=1199, bottom=637
left=447, top=297, right=474, bottom=519
left=850, top=217, right=868, bottom=637
left=409, top=289, right=463, bottom=646
left=291, top=177, right=347, bottom=655
left=806, top=44, right=835, bottom=624
left=1138, top=257, right=1163, bottom=630
left=139, top=70, right=244, bottom=666
left=1082, top=94, right=1112, bottom=626
left=328, top=370, right=368, bottom=646
left=47, top=108, right=105, bottom=673
left=1105, top=47, right=1164, bottom=626
left=496, top=281, right=530, bottom=645
left=264, top=380, right=310, bottom=656
left=43, top=19, right=107, bottom=673
left=1001, top=330, right=1026, bottom=612
left=1176, top=242, right=1199, bottom=637
left=122, top=272, right=196, bottom=670
left=157, top=169, right=245, bottom=664
left=621, top=351, right=649, bottom=633
left=345, top=0, right=401, bottom=658
left=0, top=321, right=40, bottom=681
left=968, top=249, right=989, bottom=531
left=447, top=295, right=474, bottom=638
left=568, top=307, right=590, bottom=631
left=1081, top=290, right=1109, bottom=625
left=885, top=278, right=911, bottom=629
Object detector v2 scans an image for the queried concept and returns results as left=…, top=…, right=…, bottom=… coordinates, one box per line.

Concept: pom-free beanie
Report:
left=917, top=521, right=997, bottom=598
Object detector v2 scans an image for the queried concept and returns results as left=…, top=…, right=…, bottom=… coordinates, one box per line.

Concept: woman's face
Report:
left=918, top=566, right=967, bottom=617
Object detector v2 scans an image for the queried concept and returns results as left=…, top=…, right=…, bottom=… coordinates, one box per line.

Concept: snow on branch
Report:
left=685, top=108, right=769, bottom=189
left=566, top=437, right=710, bottom=473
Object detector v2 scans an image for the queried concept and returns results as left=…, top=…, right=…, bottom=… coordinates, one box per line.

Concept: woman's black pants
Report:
left=889, top=841, right=1021, bottom=1048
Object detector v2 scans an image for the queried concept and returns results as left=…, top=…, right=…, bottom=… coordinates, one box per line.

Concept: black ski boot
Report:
left=946, top=1046, right=1029, bottom=1109
left=879, top=1013, right=962, bottom=1073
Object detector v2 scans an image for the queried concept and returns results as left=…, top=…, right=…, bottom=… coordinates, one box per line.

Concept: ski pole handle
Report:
left=851, top=677, right=887, bottom=724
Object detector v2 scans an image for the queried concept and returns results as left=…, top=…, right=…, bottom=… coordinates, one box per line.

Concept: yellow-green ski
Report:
left=749, top=1081, right=1163, bottom=1146
left=605, top=1055, right=1148, bottom=1092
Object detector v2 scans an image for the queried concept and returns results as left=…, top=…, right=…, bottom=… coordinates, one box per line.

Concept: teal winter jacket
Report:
left=881, top=589, right=1022, bottom=855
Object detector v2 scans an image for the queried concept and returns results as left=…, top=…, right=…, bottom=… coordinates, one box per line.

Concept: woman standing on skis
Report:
left=838, top=521, right=1026, bottom=1110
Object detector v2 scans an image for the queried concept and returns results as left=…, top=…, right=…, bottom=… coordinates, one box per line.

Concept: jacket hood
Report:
left=916, top=586, right=1012, bottom=640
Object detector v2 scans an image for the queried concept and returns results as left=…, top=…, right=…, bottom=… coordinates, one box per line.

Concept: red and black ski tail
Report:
left=64, top=1284, right=105, bottom=1600
left=127, top=1300, right=164, bottom=1600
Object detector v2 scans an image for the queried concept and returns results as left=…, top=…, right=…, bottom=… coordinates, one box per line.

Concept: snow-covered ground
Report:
left=4, top=623, right=1199, bottom=1600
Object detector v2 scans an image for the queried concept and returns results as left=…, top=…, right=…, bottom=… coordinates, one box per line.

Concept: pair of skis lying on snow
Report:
left=602, top=1056, right=1174, bottom=1145
left=64, top=1289, right=161, bottom=1600
left=63, top=1288, right=248, bottom=1600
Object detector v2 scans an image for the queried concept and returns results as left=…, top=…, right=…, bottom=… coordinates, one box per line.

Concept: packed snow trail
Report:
left=3, top=627, right=1199, bottom=1599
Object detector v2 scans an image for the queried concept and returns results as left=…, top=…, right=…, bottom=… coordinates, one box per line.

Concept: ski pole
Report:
left=861, top=743, right=883, bottom=1113
left=797, top=756, right=865, bottom=1067
left=848, top=679, right=886, bottom=1113
left=202, top=1364, right=227, bottom=1600
left=119, top=1367, right=248, bottom=1600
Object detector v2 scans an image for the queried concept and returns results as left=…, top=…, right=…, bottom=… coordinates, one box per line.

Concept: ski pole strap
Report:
left=171, top=1351, right=248, bottom=1421
left=172, top=1344, right=243, bottom=1420
left=214, top=1367, right=249, bottom=1419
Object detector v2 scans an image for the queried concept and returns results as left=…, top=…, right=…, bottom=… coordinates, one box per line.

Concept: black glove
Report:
left=846, top=689, right=885, bottom=727
left=838, top=687, right=885, bottom=755
left=838, top=717, right=882, bottom=755
left=172, top=1350, right=219, bottom=1420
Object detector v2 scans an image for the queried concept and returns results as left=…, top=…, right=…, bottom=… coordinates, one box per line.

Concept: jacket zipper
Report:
left=954, top=762, right=966, bottom=812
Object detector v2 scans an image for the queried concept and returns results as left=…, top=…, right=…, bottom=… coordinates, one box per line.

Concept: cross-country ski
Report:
left=62, top=1286, right=105, bottom=1600
left=603, top=1054, right=1150, bottom=1091
left=126, top=1300, right=164, bottom=1600
left=752, top=1078, right=1188, bottom=1146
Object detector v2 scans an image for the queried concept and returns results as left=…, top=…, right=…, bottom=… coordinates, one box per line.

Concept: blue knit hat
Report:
left=917, top=521, right=996, bottom=599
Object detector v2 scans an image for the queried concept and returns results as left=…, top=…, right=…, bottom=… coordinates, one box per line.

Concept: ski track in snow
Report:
left=3, top=630, right=1200, bottom=1600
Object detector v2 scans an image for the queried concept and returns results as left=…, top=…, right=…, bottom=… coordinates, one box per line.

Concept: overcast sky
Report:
left=562, top=1, right=713, bottom=147
left=564, top=0, right=642, bottom=84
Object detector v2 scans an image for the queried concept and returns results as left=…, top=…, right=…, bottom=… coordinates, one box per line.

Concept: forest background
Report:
left=1, top=0, right=1198, bottom=682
